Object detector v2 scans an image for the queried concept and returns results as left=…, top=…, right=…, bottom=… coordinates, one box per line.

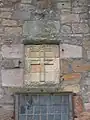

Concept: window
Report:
left=15, top=93, right=73, bottom=120
left=24, top=44, right=60, bottom=85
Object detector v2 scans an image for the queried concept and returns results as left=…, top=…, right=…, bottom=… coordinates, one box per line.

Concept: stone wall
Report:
left=0, top=0, right=90, bottom=120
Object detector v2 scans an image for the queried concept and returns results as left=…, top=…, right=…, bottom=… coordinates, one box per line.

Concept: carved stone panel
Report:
left=24, top=45, right=60, bottom=85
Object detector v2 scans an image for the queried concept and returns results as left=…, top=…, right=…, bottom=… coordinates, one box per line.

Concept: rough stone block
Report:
left=19, top=3, right=35, bottom=11
left=21, top=0, right=32, bottom=3
left=1, top=69, right=24, bottom=87
left=2, top=59, right=24, bottom=69
left=23, top=20, right=60, bottom=37
left=5, top=27, right=22, bottom=35
left=1, top=44, right=24, bottom=58
left=63, top=84, right=80, bottom=93
left=72, top=7, right=88, bottom=13
left=61, top=59, right=84, bottom=74
left=0, top=27, right=4, bottom=34
left=83, top=40, right=90, bottom=50
left=79, top=13, right=88, bottom=22
left=61, top=14, right=80, bottom=23
left=2, top=35, right=22, bottom=44
left=60, top=9, right=71, bottom=14
left=63, top=73, right=81, bottom=81
left=0, top=107, right=13, bottom=120
left=61, top=25, right=72, bottom=33
left=73, top=64, right=90, bottom=72
left=73, top=95, right=83, bottom=117
left=57, top=2, right=71, bottom=9
left=87, top=51, right=90, bottom=59
left=12, top=10, right=31, bottom=20
left=84, top=78, right=90, bottom=85
left=84, top=103, right=90, bottom=111
left=72, top=0, right=87, bottom=7
left=72, top=23, right=89, bottom=33
left=0, top=12, right=12, bottom=18
left=60, top=44, right=82, bottom=58
left=2, top=19, right=17, bottom=26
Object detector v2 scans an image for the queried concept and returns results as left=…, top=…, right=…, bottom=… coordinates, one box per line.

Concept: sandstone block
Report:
left=61, top=14, right=80, bottom=23
left=0, top=12, right=12, bottom=18
left=61, top=25, right=72, bottom=33
left=60, top=44, right=82, bottom=58
left=21, top=0, right=32, bottom=3
left=72, top=23, right=89, bottom=33
left=5, top=27, right=22, bottom=35
left=87, top=51, right=90, bottom=59
left=1, top=44, right=24, bottom=58
left=63, top=84, right=80, bottom=93
left=57, top=2, right=71, bottom=9
left=2, top=19, right=17, bottom=26
left=72, top=7, right=88, bottom=13
left=1, top=69, right=24, bottom=87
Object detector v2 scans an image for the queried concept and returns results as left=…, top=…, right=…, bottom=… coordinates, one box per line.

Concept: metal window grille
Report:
left=15, top=93, right=73, bottom=120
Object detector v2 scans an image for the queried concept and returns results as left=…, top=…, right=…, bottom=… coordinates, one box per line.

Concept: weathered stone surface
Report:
left=61, top=59, right=90, bottom=73
left=61, top=25, right=72, bottom=33
left=73, top=95, right=83, bottom=117
left=72, top=7, right=88, bottom=13
left=83, top=40, right=90, bottom=50
left=0, top=108, right=13, bottom=120
left=19, top=3, right=35, bottom=11
left=1, top=69, right=24, bottom=87
left=21, top=0, right=32, bottom=3
left=0, top=27, right=4, bottom=34
left=61, top=14, right=80, bottom=23
left=23, top=20, right=60, bottom=37
left=79, top=13, right=88, bottom=22
left=1, top=44, right=24, bottom=58
left=12, top=10, right=31, bottom=20
left=61, top=59, right=83, bottom=73
left=72, top=0, right=87, bottom=7
left=5, top=27, right=22, bottom=35
left=0, top=12, right=12, bottom=18
left=87, top=51, right=90, bottom=59
left=0, top=0, right=89, bottom=118
left=60, top=44, right=82, bottom=58
left=2, top=19, right=17, bottom=26
left=60, top=8, right=71, bottom=14
left=2, top=59, right=24, bottom=69
left=57, top=2, right=71, bottom=9
left=72, top=23, right=89, bottom=33
left=63, top=73, right=81, bottom=81
left=0, top=7, right=13, bottom=11
left=84, top=103, right=90, bottom=111
left=2, top=35, right=22, bottom=44
left=63, top=84, right=80, bottom=93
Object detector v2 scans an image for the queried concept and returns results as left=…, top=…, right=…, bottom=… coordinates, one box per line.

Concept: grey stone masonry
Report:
left=0, top=0, right=90, bottom=119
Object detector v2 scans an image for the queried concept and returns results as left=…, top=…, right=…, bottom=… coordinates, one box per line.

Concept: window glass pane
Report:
left=41, top=115, right=47, bottom=120
left=19, top=115, right=26, bottom=120
left=55, top=114, right=61, bottom=120
left=34, top=106, right=40, bottom=114
left=27, top=115, right=33, bottom=120
left=48, top=115, right=54, bottom=120
left=18, top=94, right=72, bottom=120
